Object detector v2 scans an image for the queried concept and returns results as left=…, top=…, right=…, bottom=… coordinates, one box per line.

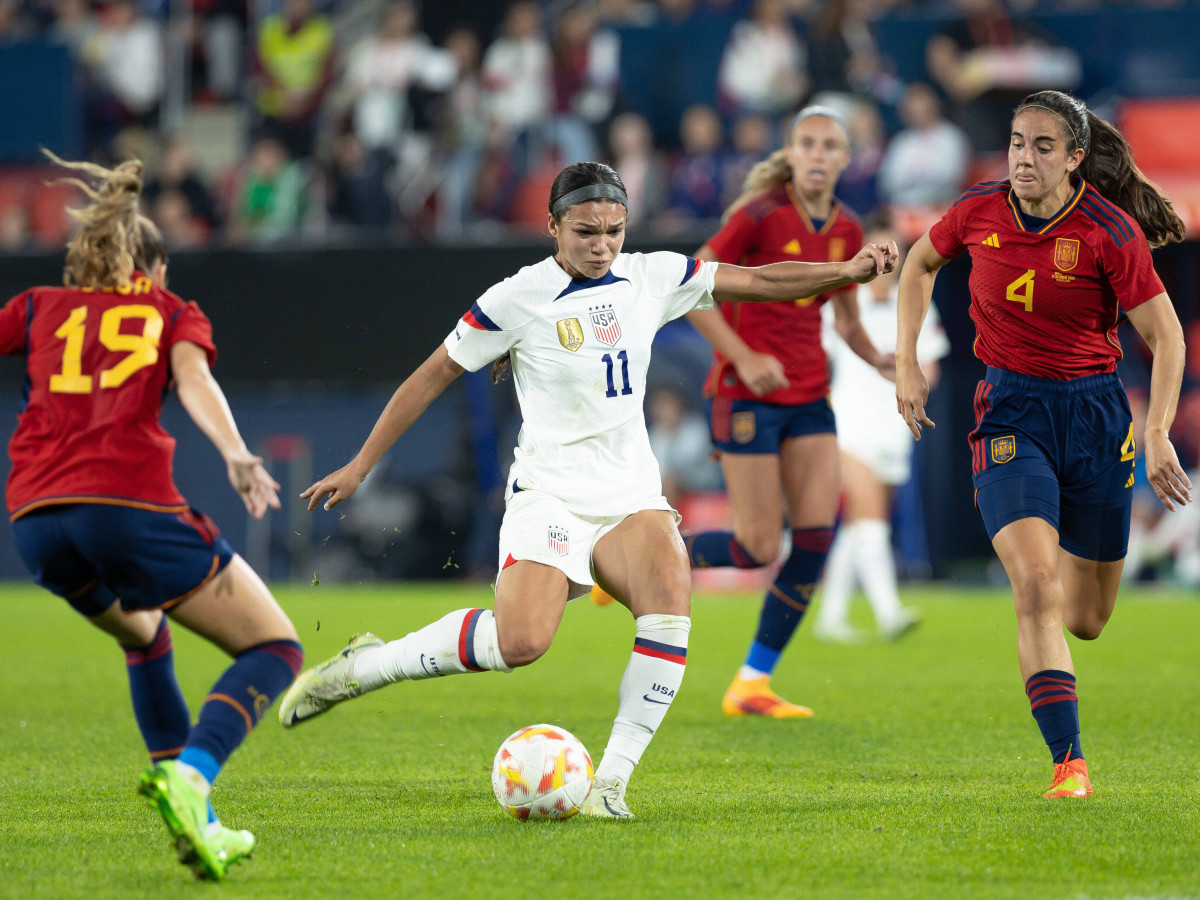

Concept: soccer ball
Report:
left=491, top=724, right=594, bottom=820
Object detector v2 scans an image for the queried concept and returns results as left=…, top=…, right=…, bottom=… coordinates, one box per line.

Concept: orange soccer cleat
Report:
left=1043, top=755, right=1093, bottom=799
left=721, top=674, right=813, bottom=718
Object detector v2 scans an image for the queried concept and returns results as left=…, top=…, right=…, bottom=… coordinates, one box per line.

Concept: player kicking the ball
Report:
left=280, top=161, right=896, bottom=817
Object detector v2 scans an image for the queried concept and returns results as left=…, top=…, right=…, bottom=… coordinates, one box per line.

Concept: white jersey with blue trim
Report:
left=444, top=251, right=717, bottom=516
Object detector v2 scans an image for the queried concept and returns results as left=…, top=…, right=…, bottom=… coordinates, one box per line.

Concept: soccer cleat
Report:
left=881, top=609, right=922, bottom=642
left=207, top=824, right=256, bottom=869
left=722, top=674, right=813, bottom=718
left=139, top=761, right=226, bottom=881
left=1043, top=755, right=1093, bottom=799
left=812, top=621, right=869, bottom=645
left=580, top=776, right=634, bottom=819
left=278, top=632, right=384, bottom=727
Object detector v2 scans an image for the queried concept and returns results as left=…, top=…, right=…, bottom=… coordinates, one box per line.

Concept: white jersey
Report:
left=822, top=284, right=950, bottom=481
left=445, top=252, right=717, bottom=517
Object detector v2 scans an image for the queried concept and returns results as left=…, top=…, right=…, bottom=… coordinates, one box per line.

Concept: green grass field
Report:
left=2, top=581, right=1197, bottom=900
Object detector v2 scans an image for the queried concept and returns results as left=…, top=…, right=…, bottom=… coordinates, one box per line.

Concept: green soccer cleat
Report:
left=138, top=761, right=227, bottom=881
left=579, top=776, right=635, bottom=820
left=278, top=632, right=384, bottom=727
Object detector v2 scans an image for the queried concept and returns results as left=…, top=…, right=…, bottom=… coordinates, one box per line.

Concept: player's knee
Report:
left=497, top=627, right=554, bottom=668
left=1010, top=565, right=1062, bottom=617
left=737, top=530, right=780, bottom=567
left=1064, top=610, right=1108, bottom=641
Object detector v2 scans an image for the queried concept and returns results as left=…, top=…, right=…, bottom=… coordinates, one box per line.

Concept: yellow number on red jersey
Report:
left=49, top=304, right=164, bottom=394
left=1005, top=269, right=1035, bottom=312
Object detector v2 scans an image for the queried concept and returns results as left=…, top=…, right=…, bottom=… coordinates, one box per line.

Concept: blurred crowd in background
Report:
left=1, top=0, right=1174, bottom=250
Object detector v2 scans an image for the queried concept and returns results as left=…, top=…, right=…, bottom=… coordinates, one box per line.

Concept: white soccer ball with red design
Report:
left=491, top=724, right=594, bottom=820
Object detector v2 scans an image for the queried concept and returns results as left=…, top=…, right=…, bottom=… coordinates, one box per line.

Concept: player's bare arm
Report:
left=685, top=243, right=788, bottom=396
left=170, top=340, right=280, bottom=519
left=895, top=232, right=950, bottom=440
left=831, top=290, right=894, bottom=380
left=1125, top=292, right=1193, bottom=511
left=711, top=241, right=898, bottom=304
left=303, top=344, right=465, bottom=511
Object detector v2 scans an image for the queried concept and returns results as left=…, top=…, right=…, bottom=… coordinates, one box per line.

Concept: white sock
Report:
left=353, top=608, right=512, bottom=691
left=594, top=614, right=690, bottom=785
left=815, top=526, right=856, bottom=631
left=851, top=520, right=904, bottom=627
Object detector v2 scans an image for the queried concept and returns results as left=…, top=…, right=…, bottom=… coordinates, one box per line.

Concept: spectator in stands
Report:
left=46, top=0, right=96, bottom=58
left=0, top=0, right=36, bottom=42
left=606, top=111, right=667, bottom=230
left=647, top=385, right=721, bottom=507
left=925, top=0, right=1081, bottom=151
left=151, top=189, right=208, bottom=249
left=340, top=1, right=457, bottom=160
left=226, top=137, right=308, bottom=244
left=877, top=82, right=971, bottom=208
left=251, top=0, right=336, bottom=159
left=596, top=0, right=656, bottom=28
left=548, top=2, right=621, bottom=166
left=666, top=104, right=728, bottom=223
left=808, top=0, right=903, bottom=109
left=481, top=1, right=552, bottom=179
left=717, top=0, right=807, bottom=122
left=188, top=0, right=246, bottom=103
left=722, top=114, right=774, bottom=211
left=434, top=27, right=489, bottom=238
left=0, top=204, right=34, bottom=252
left=84, top=0, right=164, bottom=148
left=326, top=131, right=394, bottom=234
left=833, top=97, right=885, bottom=216
left=144, top=135, right=219, bottom=232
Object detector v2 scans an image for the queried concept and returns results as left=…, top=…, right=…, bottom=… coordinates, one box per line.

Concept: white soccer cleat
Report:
left=812, top=622, right=869, bottom=645
left=278, top=633, right=384, bottom=727
left=580, top=776, right=634, bottom=820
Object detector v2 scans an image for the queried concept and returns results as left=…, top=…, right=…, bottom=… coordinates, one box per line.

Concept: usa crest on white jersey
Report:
left=589, top=304, right=622, bottom=346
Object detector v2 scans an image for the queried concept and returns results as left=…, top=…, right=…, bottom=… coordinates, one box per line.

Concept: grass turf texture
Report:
left=1, top=582, right=1197, bottom=900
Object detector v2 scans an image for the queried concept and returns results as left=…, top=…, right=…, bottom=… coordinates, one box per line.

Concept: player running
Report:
left=279, top=161, right=897, bottom=818
left=896, top=91, right=1191, bottom=798
left=681, top=106, right=893, bottom=717
left=0, top=154, right=303, bottom=879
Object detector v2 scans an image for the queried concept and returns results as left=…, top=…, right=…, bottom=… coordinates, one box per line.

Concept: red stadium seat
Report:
left=507, top=167, right=559, bottom=234
left=1120, top=98, right=1200, bottom=172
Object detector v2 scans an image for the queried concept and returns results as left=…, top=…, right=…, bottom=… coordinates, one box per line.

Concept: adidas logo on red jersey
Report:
left=982, top=233, right=1001, bottom=248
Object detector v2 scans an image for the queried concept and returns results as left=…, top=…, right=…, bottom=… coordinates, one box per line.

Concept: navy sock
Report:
left=685, top=530, right=764, bottom=569
left=184, top=640, right=304, bottom=781
left=1026, top=669, right=1083, bottom=764
left=121, top=617, right=191, bottom=762
left=744, top=528, right=833, bottom=674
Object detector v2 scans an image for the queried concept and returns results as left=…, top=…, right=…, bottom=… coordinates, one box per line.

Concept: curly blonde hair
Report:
left=43, top=149, right=146, bottom=289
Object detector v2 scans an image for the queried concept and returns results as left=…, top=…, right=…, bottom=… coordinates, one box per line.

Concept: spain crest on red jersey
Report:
left=1054, top=238, right=1080, bottom=272
left=731, top=411, right=756, bottom=444
left=589, top=304, right=621, bottom=346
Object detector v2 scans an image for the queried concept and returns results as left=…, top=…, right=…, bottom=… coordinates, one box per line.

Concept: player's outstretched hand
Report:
left=845, top=241, right=900, bottom=284
left=1144, top=430, right=1193, bottom=512
left=895, top=358, right=934, bottom=440
left=733, top=350, right=789, bottom=397
left=226, top=449, right=281, bottom=519
left=302, top=465, right=365, bottom=511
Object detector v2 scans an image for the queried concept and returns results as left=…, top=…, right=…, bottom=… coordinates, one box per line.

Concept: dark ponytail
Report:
left=1016, top=91, right=1185, bottom=248
left=491, top=161, right=629, bottom=384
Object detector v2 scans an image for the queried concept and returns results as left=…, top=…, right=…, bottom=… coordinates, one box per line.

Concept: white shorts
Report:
left=497, top=489, right=679, bottom=600
left=837, top=426, right=914, bottom=486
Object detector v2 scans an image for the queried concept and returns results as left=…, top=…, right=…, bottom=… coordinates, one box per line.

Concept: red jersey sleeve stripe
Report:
left=1082, top=190, right=1136, bottom=242
left=463, top=302, right=502, bottom=331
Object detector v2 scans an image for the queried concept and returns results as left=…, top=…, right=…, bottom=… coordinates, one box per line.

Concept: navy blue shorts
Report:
left=709, top=396, right=836, bottom=454
left=12, top=503, right=235, bottom=616
left=970, top=367, right=1135, bottom=562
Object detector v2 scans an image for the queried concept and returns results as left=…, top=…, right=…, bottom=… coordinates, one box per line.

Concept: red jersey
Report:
left=702, top=183, right=862, bottom=405
left=0, top=274, right=217, bottom=519
left=929, top=178, right=1165, bottom=379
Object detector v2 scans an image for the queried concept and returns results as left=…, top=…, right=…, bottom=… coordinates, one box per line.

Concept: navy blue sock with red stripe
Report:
left=1025, top=669, right=1083, bottom=764
left=182, top=639, right=304, bottom=782
left=685, top=530, right=766, bottom=569
left=744, top=528, right=833, bottom=675
left=121, top=616, right=191, bottom=761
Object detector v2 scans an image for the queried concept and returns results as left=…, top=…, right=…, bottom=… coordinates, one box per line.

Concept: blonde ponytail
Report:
left=721, top=148, right=791, bottom=222
left=43, top=149, right=146, bottom=289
